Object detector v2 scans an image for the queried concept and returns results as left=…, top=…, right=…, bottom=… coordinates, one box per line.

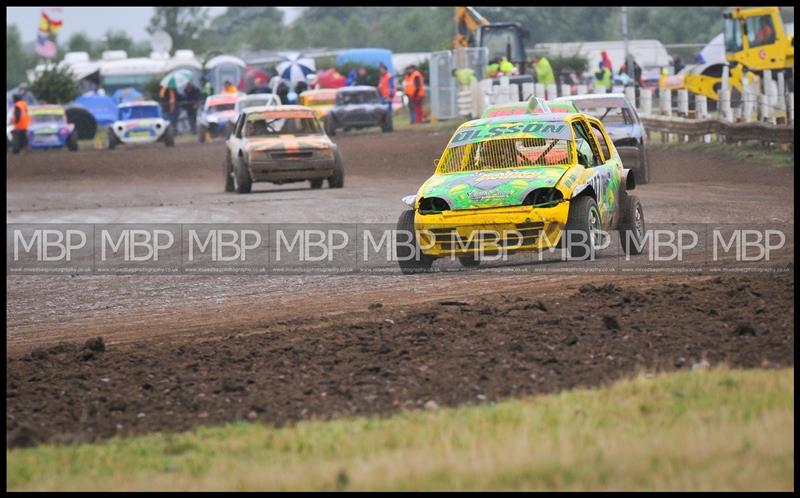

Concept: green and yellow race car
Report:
left=395, top=105, right=645, bottom=273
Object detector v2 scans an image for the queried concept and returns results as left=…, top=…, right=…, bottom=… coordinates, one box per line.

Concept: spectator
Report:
left=295, top=80, right=309, bottom=95
left=619, top=56, right=643, bottom=87
left=672, top=54, right=684, bottom=74
left=222, top=80, right=238, bottom=94
left=593, top=61, right=612, bottom=93
left=403, top=65, right=426, bottom=124
left=11, top=94, right=29, bottom=154
left=378, top=63, right=396, bottom=115
left=276, top=80, right=290, bottom=104
left=600, top=50, right=613, bottom=71
left=530, top=55, right=555, bottom=86
left=345, top=68, right=358, bottom=86
left=183, top=81, right=201, bottom=134
left=159, top=85, right=178, bottom=127
left=452, top=67, right=477, bottom=88
left=307, top=73, right=320, bottom=91
left=201, top=77, right=213, bottom=97
left=355, top=67, right=369, bottom=86
left=486, top=58, right=501, bottom=78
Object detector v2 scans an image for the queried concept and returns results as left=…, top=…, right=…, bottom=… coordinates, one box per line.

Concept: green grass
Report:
left=6, top=367, right=794, bottom=491
left=648, top=138, right=794, bottom=169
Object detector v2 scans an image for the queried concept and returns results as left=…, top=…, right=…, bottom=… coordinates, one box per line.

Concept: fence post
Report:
left=546, top=83, right=557, bottom=100
left=677, top=89, right=689, bottom=117
left=776, top=71, right=785, bottom=112
left=534, top=83, right=546, bottom=99
left=560, top=84, right=572, bottom=98
left=640, top=89, right=652, bottom=115
left=742, top=81, right=754, bottom=122
left=575, top=84, right=588, bottom=95
left=719, top=89, right=732, bottom=124
left=787, top=92, right=794, bottom=126
left=659, top=88, right=671, bottom=117
left=624, top=86, right=636, bottom=109
left=721, top=64, right=730, bottom=91
left=695, top=95, right=710, bottom=142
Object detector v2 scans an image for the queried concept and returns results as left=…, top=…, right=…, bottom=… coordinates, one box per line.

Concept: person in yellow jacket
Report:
left=452, top=67, right=477, bottom=88
left=593, top=61, right=612, bottom=93
left=530, top=55, right=555, bottom=86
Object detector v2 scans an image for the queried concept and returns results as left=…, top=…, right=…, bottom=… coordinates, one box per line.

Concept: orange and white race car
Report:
left=223, top=105, right=344, bottom=193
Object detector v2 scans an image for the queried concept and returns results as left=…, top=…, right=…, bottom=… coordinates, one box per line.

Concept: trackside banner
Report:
left=6, top=223, right=793, bottom=275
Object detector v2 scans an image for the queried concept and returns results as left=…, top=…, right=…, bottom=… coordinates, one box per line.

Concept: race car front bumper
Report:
left=414, top=203, right=570, bottom=257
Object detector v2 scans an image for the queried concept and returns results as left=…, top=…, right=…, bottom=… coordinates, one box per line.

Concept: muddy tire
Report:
left=619, top=195, right=645, bottom=256
left=224, top=155, right=235, bottom=192
left=67, top=131, right=79, bottom=152
left=396, top=209, right=435, bottom=274
left=381, top=112, right=393, bottom=133
left=325, top=115, right=336, bottom=136
left=563, top=196, right=602, bottom=260
left=309, top=178, right=324, bottom=189
left=458, top=254, right=481, bottom=268
left=107, top=128, right=118, bottom=150
left=163, top=125, right=176, bottom=147
left=232, top=156, right=252, bottom=194
left=329, top=151, right=345, bottom=188
left=197, top=125, right=207, bottom=143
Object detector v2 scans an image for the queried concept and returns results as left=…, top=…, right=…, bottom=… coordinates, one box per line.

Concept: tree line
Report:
left=8, top=6, right=794, bottom=89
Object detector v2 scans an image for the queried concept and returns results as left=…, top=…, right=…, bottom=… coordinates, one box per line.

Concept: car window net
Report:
left=439, top=137, right=574, bottom=173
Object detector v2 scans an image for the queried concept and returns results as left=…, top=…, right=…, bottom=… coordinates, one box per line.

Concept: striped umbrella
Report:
left=276, top=53, right=316, bottom=85
left=160, top=69, right=195, bottom=91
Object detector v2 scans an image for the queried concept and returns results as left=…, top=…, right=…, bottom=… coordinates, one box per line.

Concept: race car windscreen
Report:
left=244, top=115, right=322, bottom=137
left=119, top=105, right=160, bottom=120
left=337, top=91, right=380, bottom=105
left=438, top=137, right=575, bottom=174
left=209, top=103, right=236, bottom=113
left=572, top=98, right=634, bottom=125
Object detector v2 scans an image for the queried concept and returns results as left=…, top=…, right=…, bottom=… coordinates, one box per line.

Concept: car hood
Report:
left=419, top=166, right=570, bottom=211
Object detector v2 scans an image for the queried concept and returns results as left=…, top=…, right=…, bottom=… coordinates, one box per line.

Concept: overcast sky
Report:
left=6, top=6, right=306, bottom=43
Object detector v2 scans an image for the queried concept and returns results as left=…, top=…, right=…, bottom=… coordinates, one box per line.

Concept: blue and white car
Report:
left=197, top=93, right=240, bottom=143
left=108, top=100, right=175, bottom=149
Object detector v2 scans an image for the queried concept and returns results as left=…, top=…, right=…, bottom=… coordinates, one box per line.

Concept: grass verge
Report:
left=648, top=139, right=794, bottom=169
left=6, top=367, right=794, bottom=491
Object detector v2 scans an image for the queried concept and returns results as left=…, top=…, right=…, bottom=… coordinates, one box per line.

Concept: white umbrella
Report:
left=160, top=69, right=195, bottom=91
left=276, top=53, right=316, bottom=85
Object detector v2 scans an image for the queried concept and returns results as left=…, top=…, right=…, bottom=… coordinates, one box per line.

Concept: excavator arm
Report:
left=454, top=6, right=489, bottom=49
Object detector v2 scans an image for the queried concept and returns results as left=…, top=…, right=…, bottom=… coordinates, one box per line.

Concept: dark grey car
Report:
left=324, top=86, right=393, bottom=136
left=553, top=93, right=650, bottom=184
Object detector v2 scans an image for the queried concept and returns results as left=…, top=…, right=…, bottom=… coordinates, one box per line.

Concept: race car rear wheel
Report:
left=381, top=113, right=393, bottom=133
left=325, top=115, right=336, bottom=136
left=396, top=210, right=435, bottom=274
left=67, top=131, right=79, bottom=152
left=232, top=157, right=252, bottom=194
left=224, top=155, right=235, bottom=192
left=619, top=195, right=645, bottom=256
left=309, top=179, right=324, bottom=189
left=328, top=151, right=345, bottom=188
left=164, top=125, right=176, bottom=147
left=563, top=196, right=602, bottom=260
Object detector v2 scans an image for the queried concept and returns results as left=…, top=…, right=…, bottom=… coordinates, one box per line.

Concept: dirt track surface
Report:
left=6, top=127, right=795, bottom=447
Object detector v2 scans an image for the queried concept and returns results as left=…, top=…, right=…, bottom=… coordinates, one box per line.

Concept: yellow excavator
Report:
left=453, top=6, right=530, bottom=78
left=678, top=6, right=793, bottom=103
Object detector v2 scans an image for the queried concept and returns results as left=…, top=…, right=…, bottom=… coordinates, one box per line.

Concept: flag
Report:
left=35, top=8, right=63, bottom=59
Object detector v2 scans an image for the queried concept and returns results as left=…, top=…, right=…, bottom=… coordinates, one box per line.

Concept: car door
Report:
left=586, top=118, right=623, bottom=226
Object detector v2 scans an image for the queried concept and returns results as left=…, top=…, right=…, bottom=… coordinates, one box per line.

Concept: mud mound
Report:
left=6, top=272, right=793, bottom=448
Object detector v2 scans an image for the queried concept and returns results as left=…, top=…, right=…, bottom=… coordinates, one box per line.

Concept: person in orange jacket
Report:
left=403, top=65, right=425, bottom=124
left=378, top=63, right=395, bottom=115
left=11, top=94, right=30, bottom=154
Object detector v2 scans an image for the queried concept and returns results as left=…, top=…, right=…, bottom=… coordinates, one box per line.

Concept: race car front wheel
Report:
left=563, top=196, right=602, bottom=261
left=458, top=254, right=481, bottom=268
left=67, top=131, right=79, bottom=152
left=107, top=128, right=118, bottom=150
left=619, top=195, right=645, bottom=256
left=164, top=125, right=176, bottom=147
left=232, top=157, right=252, bottom=194
left=328, top=151, right=345, bottom=188
left=396, top=210, right=435, bottom=274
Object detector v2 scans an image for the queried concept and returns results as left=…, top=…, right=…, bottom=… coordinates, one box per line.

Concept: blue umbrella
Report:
left=74, top=92, right=118, bottom=127
left=276, top=53, right=316, bottom=85
left=111, top=87, right=144, bottom=105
